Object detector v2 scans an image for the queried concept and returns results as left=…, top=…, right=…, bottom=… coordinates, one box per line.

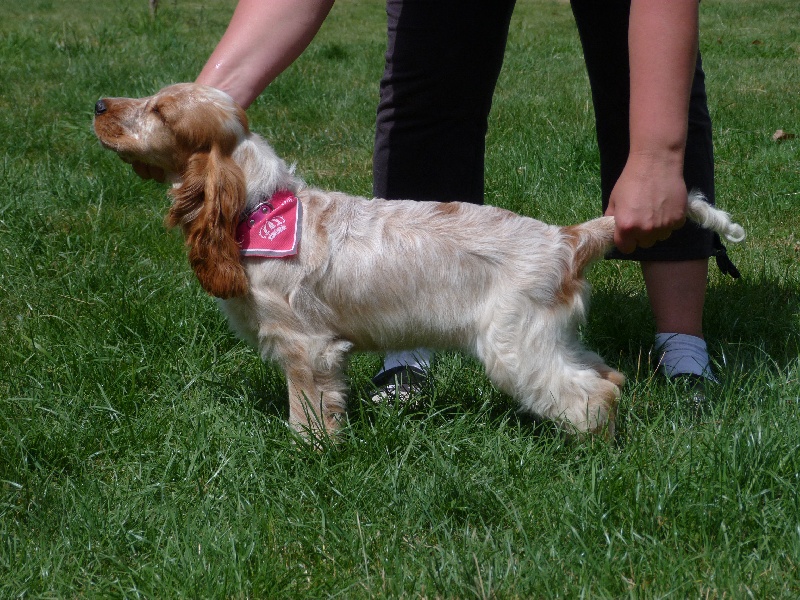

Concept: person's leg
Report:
left=372, top=0, right=516, bottom=394
left=641, top=260, right=707, bottom=338
left=571, top=0, right=718, bottom=380
left=645, top=260, right=717, bottom=379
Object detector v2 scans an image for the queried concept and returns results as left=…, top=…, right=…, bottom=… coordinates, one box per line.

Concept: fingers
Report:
left=613, top=217, right=685, bottom=254
left=613, top=229, right=639, bottom=254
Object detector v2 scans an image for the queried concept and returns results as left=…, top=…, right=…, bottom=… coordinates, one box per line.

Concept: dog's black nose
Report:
left=94, top=100, right=107, bottom=116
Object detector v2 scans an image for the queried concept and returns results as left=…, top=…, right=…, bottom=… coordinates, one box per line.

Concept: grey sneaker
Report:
left=669, top=373, right=717, bottom=411
left=370, top=365, right=428, bottom=404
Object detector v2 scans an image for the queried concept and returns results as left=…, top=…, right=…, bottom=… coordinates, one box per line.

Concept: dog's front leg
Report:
left=285, top=370, right=344, bottom=437
left=275, top=335, right=352, bottom=439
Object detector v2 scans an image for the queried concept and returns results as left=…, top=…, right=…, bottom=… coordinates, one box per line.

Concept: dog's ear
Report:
left=167, top=146, right=248, bottom=298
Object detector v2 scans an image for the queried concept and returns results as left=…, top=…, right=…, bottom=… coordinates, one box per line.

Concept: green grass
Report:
left=1, top=0, right=799, bottom=596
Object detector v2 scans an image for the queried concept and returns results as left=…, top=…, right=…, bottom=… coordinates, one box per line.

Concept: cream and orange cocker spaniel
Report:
left=93, top=83, right=745, bottom=438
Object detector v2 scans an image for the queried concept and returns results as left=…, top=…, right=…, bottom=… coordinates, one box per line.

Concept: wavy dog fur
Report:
left=94, top=83, right=745, bottom=437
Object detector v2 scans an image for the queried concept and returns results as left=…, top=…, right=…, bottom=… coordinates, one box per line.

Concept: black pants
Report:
left=373, top=0, right=716, bottom=261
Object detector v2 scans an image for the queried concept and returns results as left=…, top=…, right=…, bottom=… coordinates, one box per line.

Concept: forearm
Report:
left=196, top=0, right=336, bottom=108
left=628, top=0, right=699, bottom=164
left=606, top=0, right=701, bottom=250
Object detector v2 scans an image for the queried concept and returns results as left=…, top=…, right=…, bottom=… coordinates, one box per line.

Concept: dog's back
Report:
left=284, top=192, right=571, bottom=349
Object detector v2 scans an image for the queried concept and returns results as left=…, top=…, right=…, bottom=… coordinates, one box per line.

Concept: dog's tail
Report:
left=685, top=190, right=746, bottom=244
left=566, top=190, right=746, bottom=274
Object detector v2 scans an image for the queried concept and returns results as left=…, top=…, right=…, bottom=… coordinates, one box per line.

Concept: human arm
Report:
left=132, top=0, right=335, bottom=180
left=196, top=0, right=336, bottom=108
left=605, top=0, right=700, bottom=253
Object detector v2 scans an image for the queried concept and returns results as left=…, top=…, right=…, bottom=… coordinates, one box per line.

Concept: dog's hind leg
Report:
left=554, top=349, right=622, bottom=437
left=476, top=302, right=621, bottom=436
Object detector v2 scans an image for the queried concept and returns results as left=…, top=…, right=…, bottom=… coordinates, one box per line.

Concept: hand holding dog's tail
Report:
left=569, top=190, right=745, bottom=273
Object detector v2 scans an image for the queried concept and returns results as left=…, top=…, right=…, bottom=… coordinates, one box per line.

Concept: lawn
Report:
left=1, top=0, right=799, bottom=597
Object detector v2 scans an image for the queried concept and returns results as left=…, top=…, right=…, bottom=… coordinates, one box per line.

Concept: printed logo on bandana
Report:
left=236, top=190, right=302, bottom=257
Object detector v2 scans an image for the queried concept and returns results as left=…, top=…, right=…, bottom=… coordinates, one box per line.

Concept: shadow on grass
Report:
left=703, top=275, right=800, bottom=368
left=345, top=352, right=573, bottom=446
left=587, top=271, right=799, bottom=374
left=224, top=267, right=796, bottom=450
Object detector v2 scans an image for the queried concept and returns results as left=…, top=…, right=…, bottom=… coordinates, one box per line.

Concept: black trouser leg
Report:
left=374, top=0, right=517, bottom=203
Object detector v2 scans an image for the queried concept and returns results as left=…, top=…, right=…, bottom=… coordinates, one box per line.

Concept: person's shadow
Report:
left=587, top=272, right=799, bottom=377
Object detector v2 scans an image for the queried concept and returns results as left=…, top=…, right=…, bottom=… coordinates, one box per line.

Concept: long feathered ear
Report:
left=166, top=146, right=248, bottom=298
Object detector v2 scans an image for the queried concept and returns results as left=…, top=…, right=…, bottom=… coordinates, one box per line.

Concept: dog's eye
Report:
left=151, top=104, right=167, bottom=122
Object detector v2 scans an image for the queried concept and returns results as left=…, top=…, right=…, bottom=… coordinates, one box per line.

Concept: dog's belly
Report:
left=333, top=309, right=479, bottom=353
left=219, top=288, right=479, bottom=355
left=319, top=268, right=497, bottom=353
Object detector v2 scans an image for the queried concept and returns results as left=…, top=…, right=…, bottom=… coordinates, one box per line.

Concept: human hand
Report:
left=605, top=153, right=688, bottom=253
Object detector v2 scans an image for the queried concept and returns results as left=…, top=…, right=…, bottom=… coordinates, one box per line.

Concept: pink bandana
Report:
left=236, top=190, right=302, bottom=257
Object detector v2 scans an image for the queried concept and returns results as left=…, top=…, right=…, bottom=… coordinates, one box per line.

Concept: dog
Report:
left=93, top=83, right=745, bottom=437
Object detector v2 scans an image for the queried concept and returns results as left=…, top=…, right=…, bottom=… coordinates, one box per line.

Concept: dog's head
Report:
left=94, top=83, right=250, bottom=298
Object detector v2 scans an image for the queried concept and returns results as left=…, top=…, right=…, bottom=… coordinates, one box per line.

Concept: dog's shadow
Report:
left=238, top=350, right=559, bottom=441
left=236, top=269, right=797, bottom=444
left=346, top=351, right=573, bottom=443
